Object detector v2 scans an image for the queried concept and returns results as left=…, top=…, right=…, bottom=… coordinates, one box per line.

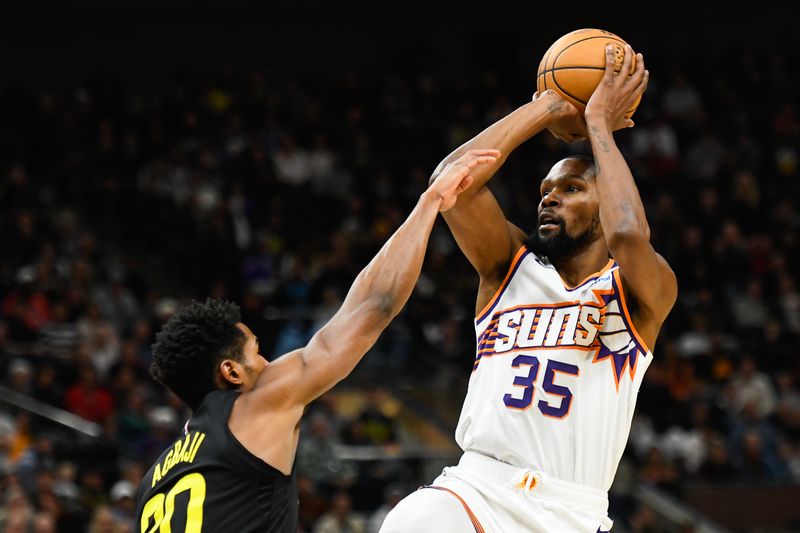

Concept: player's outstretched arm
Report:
left=430, top=93, right=581, bottom=309
left=261, top=150, right=500, bottom=407
left=584, top=45, right=677, bottom=344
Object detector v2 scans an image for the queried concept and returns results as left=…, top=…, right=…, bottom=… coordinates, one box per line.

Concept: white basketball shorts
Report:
left=379, top=451, right=614, bottom=532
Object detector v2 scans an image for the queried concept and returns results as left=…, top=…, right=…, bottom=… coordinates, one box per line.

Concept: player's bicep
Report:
left=255, top=303, right=385, bottom=407
left=442, top=186, right=525, bottom=280
left=297, top=312, right=380, bottom=402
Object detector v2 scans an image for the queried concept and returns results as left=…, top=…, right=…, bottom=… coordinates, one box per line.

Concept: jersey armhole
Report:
left=475, top=245, right=529, bottom=325
left=612, top=269, right=652, bottom=354
left=225, top=393, right=292, bottom=478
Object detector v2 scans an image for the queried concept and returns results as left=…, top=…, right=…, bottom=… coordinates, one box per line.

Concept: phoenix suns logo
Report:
left=475, top=288, right=645, bottom=390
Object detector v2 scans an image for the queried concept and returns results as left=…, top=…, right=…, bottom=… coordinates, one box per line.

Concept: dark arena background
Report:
left=1, top=3, right=799, bottom=532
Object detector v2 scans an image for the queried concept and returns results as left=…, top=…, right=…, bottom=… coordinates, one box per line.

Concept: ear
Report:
left=219, top=359, right=244, bottom=387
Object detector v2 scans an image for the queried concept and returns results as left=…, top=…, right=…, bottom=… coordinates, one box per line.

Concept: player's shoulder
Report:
left=180, top=390, right=240, bottom=445
left=197, top=389, right=239, bottom=411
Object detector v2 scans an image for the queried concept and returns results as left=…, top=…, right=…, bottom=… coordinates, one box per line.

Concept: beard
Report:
left=524, top=216, right=600, bottom=262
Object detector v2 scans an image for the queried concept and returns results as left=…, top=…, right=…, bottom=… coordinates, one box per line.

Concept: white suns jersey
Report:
left=455, top=247, right=653, bottom=492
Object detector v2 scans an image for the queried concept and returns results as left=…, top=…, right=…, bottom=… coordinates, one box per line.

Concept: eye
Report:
left=541, top=189, right=551, bottom=197
left=567, top=186, right=581, bottom=193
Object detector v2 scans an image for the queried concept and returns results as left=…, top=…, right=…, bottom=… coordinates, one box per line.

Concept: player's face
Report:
left=235, top=323, right=268, bottom=391
left=527, top=158, right=601, bottom=260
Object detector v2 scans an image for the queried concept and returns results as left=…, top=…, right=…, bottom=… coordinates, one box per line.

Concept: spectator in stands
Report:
left=696, top=435, right=736, bottom=483
left=108, top=480, right=136, bottom=527
left=38, top=301, right=80, bottom=360
left=2, top=266, right=52, bottom=343
left=7, top=359, right=33, bottom=396
left=87, top=505, right=123, bottom=533
left=732, top=429, right=789, bottom=482
left=729, top=356, right=777, bottom=419
left=640, top=446, right=679, bottom=493
left=64, top=365, right=114, bottom=425
left=30, top=364, right=63, bottom=407
left=342, top=388, right=399, bottom=448
left=0, top=484, right=34, bottom=533
left=297, top=413, right=356, bottom=496
left=313, top=491, right=365, bottom=533
left=30, top=511, right=57, bottom=533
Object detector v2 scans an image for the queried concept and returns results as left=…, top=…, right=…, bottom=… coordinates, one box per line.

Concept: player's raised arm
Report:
left=261, top=150, right=499, bottom=406
left=429, top=92, right=585, bottom=311
left=584, top=45, right=677, bottom=343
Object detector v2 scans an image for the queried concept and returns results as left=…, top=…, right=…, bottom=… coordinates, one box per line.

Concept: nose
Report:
left=541, top=190, right=560, bottom=207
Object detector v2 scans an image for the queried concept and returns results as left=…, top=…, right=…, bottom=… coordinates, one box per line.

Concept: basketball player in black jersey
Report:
left=133, top=149, right=500, bottom=533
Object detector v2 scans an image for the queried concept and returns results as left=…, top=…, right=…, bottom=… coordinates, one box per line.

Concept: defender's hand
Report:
left=585, top=45, right=648, bottom=130
left=428, top=149, right=500, bottom=212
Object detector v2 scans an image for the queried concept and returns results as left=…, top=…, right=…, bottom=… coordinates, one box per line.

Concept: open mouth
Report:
left=538, top=213, right=562, bottom=230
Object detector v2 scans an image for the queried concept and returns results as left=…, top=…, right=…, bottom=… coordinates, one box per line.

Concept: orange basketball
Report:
left=536, top=28, right=641, bottom=118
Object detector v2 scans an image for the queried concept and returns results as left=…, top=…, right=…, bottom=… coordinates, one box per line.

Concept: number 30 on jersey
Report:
left=140, top=472, right=206, bottom=533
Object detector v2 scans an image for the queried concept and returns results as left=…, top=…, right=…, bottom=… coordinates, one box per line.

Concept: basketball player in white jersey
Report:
left=380, top=46, right=677, bottom=532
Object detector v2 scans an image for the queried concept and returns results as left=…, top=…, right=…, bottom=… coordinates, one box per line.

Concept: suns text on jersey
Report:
left=486, top=303, right=603, bottom=353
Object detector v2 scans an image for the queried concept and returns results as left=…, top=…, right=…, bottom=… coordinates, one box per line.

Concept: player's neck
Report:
left=551, top=239, right=611, bottom=288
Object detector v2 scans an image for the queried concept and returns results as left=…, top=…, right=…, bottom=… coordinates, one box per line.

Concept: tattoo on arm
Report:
left=547, top=100, right=565, bottom=114
left=590, top=125, right=612, bottom=153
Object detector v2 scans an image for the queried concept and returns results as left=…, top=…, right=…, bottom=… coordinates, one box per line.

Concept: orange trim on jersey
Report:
left=627, top=344, right=641, bottom=380
left=612, top=269, right=652, bottom=353
left=478, top=341, right=593, bottom=355
left=560, top=258, right=615, bottom=291
left=589, top=328, right=630, bottom=392
left=588, top=303, right=643, bottom=392
left=590, top=342, right=641, bottom=391
left=423, top=486, right=485, bottom=533
left=481, top=344, right=600, bottom=359
left=475, top=246, right=528, bottom=322
left=484, top=300, right=582, bottom=319
left=589, top=286, right=616, bottom=306
left=483, top=316, right=501, bottom=327
left=501, top=288, right=613, bottom=314
left=588, top=344, right=624, bottom=392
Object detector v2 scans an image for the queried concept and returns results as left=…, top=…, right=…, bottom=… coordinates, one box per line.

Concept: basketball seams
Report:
left=536, top=33, right=626, bottom=106
left=535, top=29, right=639, bottom=116
left=539, top=66, right=606, bottom=73
left=552, top=35, right=626, bottom=68
left=536, top=31, right=620, bottom=86
left=539, top=38, right=556, bottom=91
left=536, top=34, right=622, bottom=77
left=551, top=72, right=590, bottom=106
left=552, top=36, right=623, bottom=106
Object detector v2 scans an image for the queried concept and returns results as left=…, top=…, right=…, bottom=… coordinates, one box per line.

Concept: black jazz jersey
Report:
left=135, top=390, right=298, bottom=532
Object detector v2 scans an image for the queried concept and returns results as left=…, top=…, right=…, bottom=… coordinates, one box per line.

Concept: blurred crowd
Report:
left=1, top=43, right=799, bottom=532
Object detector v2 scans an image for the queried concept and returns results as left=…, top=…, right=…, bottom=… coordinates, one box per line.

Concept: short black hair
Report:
left=150, top=298, right=246, bottom=410
left=562, top=154, right=597, bottom=176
